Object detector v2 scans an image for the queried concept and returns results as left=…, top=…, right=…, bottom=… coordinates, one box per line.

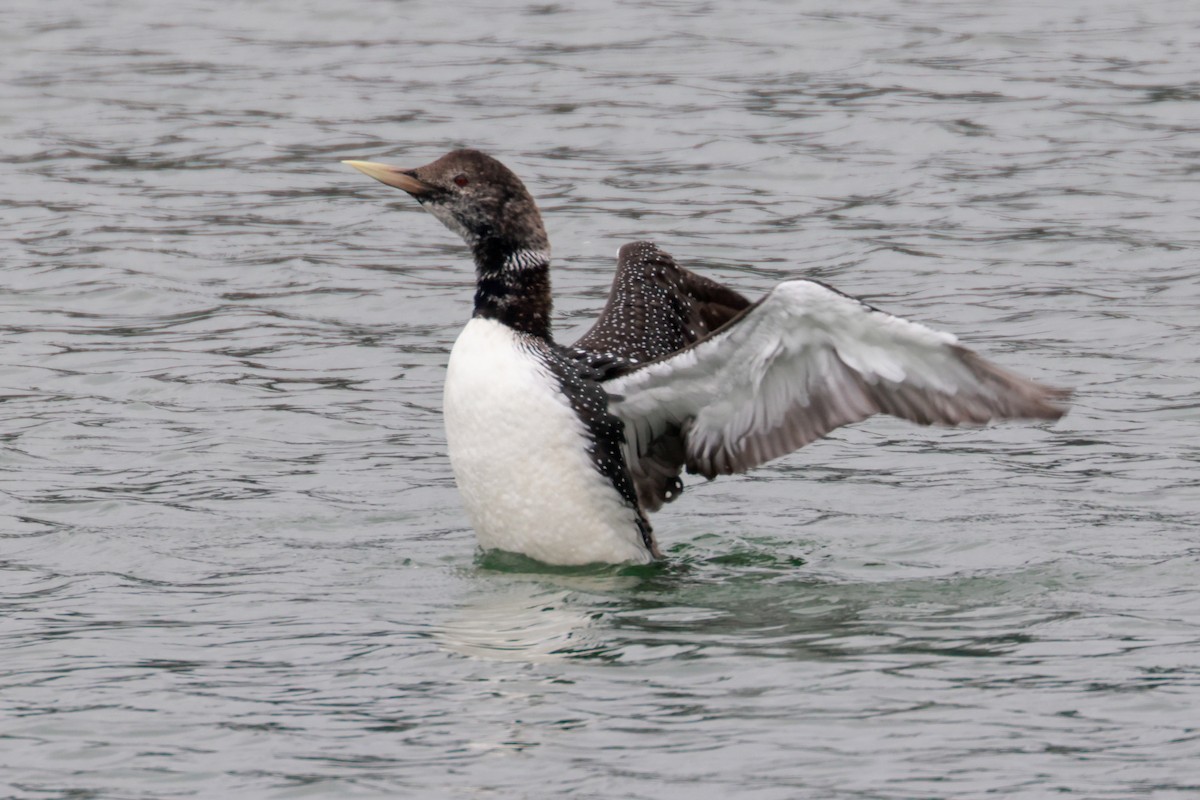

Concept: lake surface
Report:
left=3, top=0, right=1199, bottom=797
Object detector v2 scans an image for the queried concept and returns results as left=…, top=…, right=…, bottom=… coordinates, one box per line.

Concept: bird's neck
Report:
left=471, top=237, right=553, bottom=340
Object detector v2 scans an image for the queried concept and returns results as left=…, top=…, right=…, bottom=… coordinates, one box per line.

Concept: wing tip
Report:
left=959, top=348, right=1074, bottom=421
left=617, top=240, right=664, bottom=260
left=1029, top=383, right=1073, bottom=421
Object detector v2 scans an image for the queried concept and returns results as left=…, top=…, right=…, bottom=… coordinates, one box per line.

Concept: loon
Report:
left=343, top=149, right=1069, bottom=566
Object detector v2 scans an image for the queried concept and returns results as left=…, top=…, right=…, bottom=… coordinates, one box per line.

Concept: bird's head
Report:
left=343, top=149, right=549, bottom=256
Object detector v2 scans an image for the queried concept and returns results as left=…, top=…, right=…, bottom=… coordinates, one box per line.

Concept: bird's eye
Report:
left=453, top=174, right=469, bottom=187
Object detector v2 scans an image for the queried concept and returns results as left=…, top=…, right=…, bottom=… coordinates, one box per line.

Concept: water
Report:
left=3, top=0, right=1199, bottom=796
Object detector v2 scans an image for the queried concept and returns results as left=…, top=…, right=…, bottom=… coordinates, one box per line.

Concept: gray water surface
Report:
left=3, top=1, right=1199, bottom=797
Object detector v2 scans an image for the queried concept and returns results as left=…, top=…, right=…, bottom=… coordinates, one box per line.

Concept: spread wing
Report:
left=606, top=279, right=1070, bottom=508
left=570, top=241, right=751, bottom=378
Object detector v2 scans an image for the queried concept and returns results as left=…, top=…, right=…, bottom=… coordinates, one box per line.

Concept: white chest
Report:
left=441, top=318, right=650, bottom=565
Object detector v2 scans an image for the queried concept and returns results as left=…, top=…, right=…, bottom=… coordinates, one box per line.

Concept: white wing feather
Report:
left=606, top=280, right=1068, bottom=483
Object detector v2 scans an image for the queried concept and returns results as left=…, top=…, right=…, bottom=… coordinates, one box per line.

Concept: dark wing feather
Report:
left=569, top=242, right=751, bottom=510
left=572, top=241, right=750, bottom=375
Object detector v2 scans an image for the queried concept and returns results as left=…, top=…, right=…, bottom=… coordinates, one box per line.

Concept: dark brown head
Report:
left=345, top=149, right=556, bottom=337
left=343, top=149, right=550, bottom=259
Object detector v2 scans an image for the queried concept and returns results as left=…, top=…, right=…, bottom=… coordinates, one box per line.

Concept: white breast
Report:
left=442, top=318, right=651, bottom=565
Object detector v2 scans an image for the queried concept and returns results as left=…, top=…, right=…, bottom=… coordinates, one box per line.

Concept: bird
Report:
left=342, top=149, right=1069, bottom=566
